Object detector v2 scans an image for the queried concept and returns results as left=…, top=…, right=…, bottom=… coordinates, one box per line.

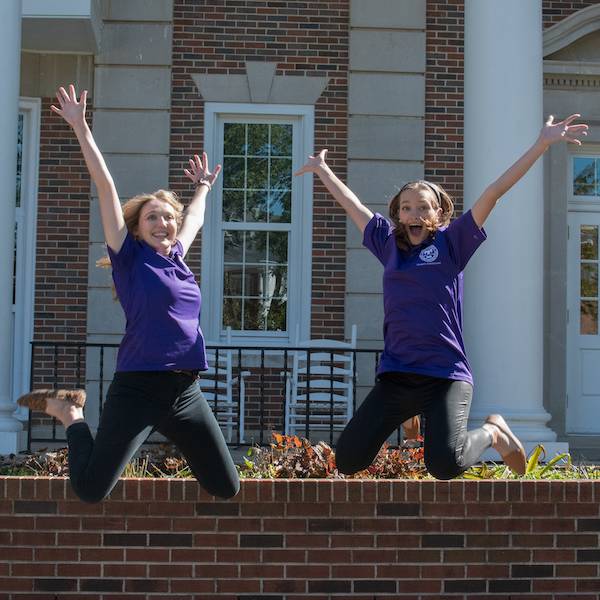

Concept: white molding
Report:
left=201, top=102, right=314, bottom=346
left=22, top=0, right=92, bottom=18
left=544, top=60, right=600, bottom=76
left=543, top=4, right=600, bottom=57
left=13, top=97, right=40, bottom=419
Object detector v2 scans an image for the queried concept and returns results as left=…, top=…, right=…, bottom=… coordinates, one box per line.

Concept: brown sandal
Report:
left=485, top=414, right=526, bottom=475
left=402, top=415, right=421, bottom=440
left=17, top=389, right=86, bottom=412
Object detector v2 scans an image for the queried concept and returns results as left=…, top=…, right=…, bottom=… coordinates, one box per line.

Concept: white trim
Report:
left=201, top=102, right=314, bottom=346
left=544, top=60, right=600, bottom=76
left=543, top=4, right=600, bottom=57
left=22, top=0, right=93, bottom=18
left=12, top=97, right=40, bottom=418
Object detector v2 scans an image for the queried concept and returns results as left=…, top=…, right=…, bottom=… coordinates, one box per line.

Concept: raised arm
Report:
left=177, top=152, right=222, bottom=256
left=294, top=149, right=373, bottom=233
left=51, top=85, right=126, bottom=253
left=471, top=114, right=588, bottom=228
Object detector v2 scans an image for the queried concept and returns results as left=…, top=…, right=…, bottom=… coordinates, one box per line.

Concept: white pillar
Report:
left=0, top=0, right=24, bottom=454
left=463, top=0, right=566, bottom=454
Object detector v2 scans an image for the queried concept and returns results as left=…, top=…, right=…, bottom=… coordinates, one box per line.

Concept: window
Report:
left=202, top=104, right=314, bottom=344
left=573, top=156, right=600, bottom=197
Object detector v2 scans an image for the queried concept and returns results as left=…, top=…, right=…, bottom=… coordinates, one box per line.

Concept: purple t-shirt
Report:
left=363, top=209, right=486, bottom=385
left=107, top=232, right=208, bottom=372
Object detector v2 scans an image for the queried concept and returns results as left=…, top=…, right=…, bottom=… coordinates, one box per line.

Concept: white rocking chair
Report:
left=284, top=325, right=357, bottom=438
left=199, top=327, right=247, bottom=443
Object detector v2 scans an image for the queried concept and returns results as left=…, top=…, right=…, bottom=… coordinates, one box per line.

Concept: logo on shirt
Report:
left=419, top=244, right=439, bottom=263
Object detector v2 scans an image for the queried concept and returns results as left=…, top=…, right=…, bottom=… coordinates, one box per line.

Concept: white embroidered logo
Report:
left=419, top=244, right=439, bottom=263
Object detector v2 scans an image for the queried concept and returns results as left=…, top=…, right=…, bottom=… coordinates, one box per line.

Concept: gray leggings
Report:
left=335, top=372, right=493, bottom=480
left=66, top=371, right=240, bottom=503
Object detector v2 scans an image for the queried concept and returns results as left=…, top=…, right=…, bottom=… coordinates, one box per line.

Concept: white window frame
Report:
left=13, top=97, right=41, bottom=417
left=569, top=150, right=600, bottom=212
left=201, top=102, right=314, bottom=346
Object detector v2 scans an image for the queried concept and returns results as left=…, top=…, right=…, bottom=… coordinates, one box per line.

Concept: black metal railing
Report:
left=27, top=341, right=389, bottom=451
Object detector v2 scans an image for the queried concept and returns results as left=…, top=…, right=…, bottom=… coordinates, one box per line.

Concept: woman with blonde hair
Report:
left=295, top=114, right=587, bottom=479
left=19, top=85, right=239, bottom=502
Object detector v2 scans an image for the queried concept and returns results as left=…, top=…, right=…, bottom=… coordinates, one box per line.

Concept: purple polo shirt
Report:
left=363, top=210, right=486, bottom=385
left=107, top=232, right=208, bottom=372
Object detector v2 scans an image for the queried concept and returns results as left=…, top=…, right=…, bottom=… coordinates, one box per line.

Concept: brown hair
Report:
left=96, top=189, right=184, bottom=269
left=388, top=180, right=454, bottom=252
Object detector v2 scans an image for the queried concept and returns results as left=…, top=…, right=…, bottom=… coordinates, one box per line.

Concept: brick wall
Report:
left=33, top=99, right=90, bottom=392
left=543, top=1, right=599, bottom=27
left=2, top=478, right=600, bottom=598
left=169, top=0, right=349, bottom=340
left=425, top=1, right=465, bottom=214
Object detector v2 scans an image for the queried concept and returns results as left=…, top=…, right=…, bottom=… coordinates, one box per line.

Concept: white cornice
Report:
left=544, top=4, right=600, bottom=57
left=544, top=60, right=600, bottom=76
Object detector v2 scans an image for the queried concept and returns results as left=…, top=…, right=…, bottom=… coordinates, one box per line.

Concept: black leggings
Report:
left=336, top=372, right=493, bottom=480
left=66, top=371, right=240, bottom=503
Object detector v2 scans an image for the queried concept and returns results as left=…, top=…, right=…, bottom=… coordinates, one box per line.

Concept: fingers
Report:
left=319, top=149, right=328, bottom=160
left=49, top=105, right=63, bottom=116
left=562, top=113, right=581, bottom=126
left=58, top=86, right=70, bottom=103
left=69, top=84, right=77, bottom=101
left=80, top=89, right=88, bottom=107
left=212, top=164, right=222, bottom=179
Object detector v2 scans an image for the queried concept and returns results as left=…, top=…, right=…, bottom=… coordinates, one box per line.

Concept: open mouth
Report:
left=407, top=224, right=423, bottom=237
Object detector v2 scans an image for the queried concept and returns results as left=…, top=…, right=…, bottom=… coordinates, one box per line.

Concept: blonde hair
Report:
left=96, top=190, right=184, bottom=268
left=388, top=180, right=454, bottom=252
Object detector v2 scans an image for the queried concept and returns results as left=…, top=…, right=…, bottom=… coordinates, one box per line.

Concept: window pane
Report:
left=245, top=231, right=267, bottom=263
left=271, top=124, right=292, bottom=157
left=223, top=297, right=242, bottom=329
left=270, top=157, right=292, bottom=191
left=573, top=157, right=596, bottom=196
left=581, top=300, right=598, bottom=335
left=223, top=231, right=244, bottom=262
left=222, top=190, right=244, bottom=222
left=246, top=190, right=268, bottom=223
left=581, top=225, right=598, bottom=260
left=247, top=124, right=269, bottom=156
left=223, top=156, right=245, bottom=189
left=244, top=298, right=266, bottom=330
left=224, top=123, right=246, bottom=155
left=268, top=190, right=291, bottom=223
left=247, top=157, right=269, bottom=190
left=268, top=264, right=288, bottom=298
left=581, top=263, right=598, bottom=298
left=269, top=231, right=288, bottom=264
left=223, top=265, right=244, bottom=296
left=266, top=299, right=287, bottom=331
left=244, top=265, right=265, bottom=297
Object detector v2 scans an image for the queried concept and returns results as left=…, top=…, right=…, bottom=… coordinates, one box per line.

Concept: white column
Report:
left=0, top=0, right=24, bottom=454
left=463, top=0, right=566, bottom=454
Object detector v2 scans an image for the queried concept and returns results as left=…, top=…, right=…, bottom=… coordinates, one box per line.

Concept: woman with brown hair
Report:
left=19, top=85, right=239, bottom=502
left=295, top=114, right=587, bottom=479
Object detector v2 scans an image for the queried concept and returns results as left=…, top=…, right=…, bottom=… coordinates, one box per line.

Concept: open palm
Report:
left=183, top=152, right=222, bottom=187
left=50, top=85, right=87, bottom=129
left=540, top=114, right=588, bottom=147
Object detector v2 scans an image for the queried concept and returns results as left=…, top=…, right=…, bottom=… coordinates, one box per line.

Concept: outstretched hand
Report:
left=294, top=149, right=329, bottom=176
left=184, top=152, right=222, bottom=189
left=539, top=114, right=588, bottom=147
left=50, top=85, right=87, bottom=129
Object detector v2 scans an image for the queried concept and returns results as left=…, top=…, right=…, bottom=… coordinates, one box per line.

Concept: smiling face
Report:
left=397, top=186, right=442, bottom=246
left=134, top=198, right=178, bottom=255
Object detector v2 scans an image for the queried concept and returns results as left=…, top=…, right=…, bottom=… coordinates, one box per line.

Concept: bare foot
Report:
left=483, top=414, right=526, bottom=475
left=46, top=396, right=85, bottom=428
